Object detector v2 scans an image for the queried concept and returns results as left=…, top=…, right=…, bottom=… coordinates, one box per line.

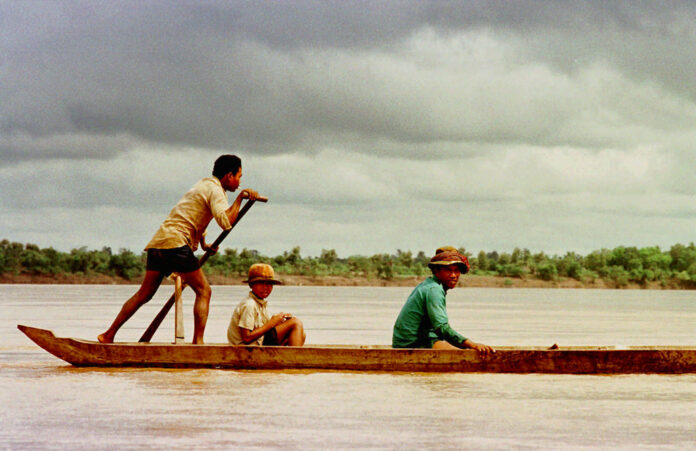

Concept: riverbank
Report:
left=0, top=272, right=687, bottom=289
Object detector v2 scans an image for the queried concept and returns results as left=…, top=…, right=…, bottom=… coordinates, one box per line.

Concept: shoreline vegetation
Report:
left=2, top=240, right=695, bottom=289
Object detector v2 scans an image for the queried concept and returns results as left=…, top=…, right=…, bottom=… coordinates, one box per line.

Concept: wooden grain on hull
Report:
left=18, top=325, right=696, bottom=374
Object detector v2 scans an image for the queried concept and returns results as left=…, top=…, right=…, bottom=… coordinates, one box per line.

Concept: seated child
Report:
left=227, top=263, right=306, bottom=346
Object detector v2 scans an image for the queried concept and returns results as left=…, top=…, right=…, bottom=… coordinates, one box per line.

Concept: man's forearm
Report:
left=434, top=324, right=467, bottom=347
left=225, top=195, right=243, bottom=224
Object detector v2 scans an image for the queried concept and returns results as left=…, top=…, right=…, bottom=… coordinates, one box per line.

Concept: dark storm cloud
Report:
left=3, top=0, right=696, bottom=166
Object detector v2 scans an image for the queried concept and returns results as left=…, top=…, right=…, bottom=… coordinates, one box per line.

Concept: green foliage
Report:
left=0, top=240, right=24, bottom=274
left=0, top=240, right=146, bottom=280
left=21, top=245, right=59, bottom=275
left=536, top=262, right=558, bottom=281
left=109, top=249, right=145, bottom=280
left=584, top=249, right=610, bottom=273
left=1, top=238, right=696, bottom=288
left=475, top=250, right=488, bottom=272
left=319, top=248, right=338, bottom=266
left=669, top=243, right=696, bottom=272
left=497, top=264, right=526, bottom=278
left=371, top=254, right=394, bottom=279
left=606, top=265, right=630, bottom=288
left=556, top=252, right=583, bottom=280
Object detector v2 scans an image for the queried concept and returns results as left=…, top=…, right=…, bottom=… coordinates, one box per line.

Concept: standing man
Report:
left=392, top=247, right=495, bottom=354
left=99, top=154, right=259, bottom=344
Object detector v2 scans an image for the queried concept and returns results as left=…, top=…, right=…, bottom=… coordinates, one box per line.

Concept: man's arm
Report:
left=200, top=232, right=218, bottom=254
left=225, top=189, right=259, bottom=225
left=425, top=288, right=467, bottom=346
left=208, top=184, right=259, bottom=231
left=426, top=288, right=495, bottom=354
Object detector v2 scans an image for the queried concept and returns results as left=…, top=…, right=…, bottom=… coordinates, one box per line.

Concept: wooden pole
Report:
left=139, top=196, right=267, bottom=343
left=173, top=275, right=184, bottom=344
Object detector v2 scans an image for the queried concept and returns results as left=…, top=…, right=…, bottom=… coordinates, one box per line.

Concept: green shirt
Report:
left=392, top=276, right=467, bottom=348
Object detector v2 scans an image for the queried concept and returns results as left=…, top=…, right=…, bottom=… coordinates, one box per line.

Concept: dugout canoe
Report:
left=17, top=325, right=696, bottom=374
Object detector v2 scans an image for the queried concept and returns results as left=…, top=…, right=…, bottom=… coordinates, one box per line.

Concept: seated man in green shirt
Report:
left=392, top=247, right=495, bottom=354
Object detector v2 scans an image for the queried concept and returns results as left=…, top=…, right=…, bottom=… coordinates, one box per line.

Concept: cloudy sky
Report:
left=2, top=1, right=695, bottom=258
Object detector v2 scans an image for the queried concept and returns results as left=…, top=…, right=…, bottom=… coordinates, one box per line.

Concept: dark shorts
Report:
left=262, top=328, right=279, bottom=346
left=146, top=246, right=199, bottom=276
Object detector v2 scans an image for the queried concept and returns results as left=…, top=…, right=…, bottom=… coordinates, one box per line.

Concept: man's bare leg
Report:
left=98, top=270, right=165, bottom=343
left=275, top=317, right=306, bottom=346
left=180, top=268, right=211, bottom=344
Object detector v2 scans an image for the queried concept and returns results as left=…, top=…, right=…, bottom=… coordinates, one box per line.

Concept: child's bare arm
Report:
left=239, top=313, right=291, bottom=344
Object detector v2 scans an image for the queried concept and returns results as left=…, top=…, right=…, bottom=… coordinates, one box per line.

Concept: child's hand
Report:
left=270, top=313, right=289, bottom=327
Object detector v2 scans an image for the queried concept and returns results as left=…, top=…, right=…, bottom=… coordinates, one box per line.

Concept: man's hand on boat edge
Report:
left=463, top=339, right=496, bottom=355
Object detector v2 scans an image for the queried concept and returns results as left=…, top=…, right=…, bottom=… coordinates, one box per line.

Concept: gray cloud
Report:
left=4, top=1, right=696, bottom=163
left=1, top=1, right=695, bottom=256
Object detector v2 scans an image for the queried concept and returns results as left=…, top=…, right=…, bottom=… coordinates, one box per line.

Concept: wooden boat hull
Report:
left=18, top=325, right=696, bottom=374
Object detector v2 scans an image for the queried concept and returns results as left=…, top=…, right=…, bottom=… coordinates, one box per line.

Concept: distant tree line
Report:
left=0, top=240, right=144, bottom=280
left=2, top=239, right=696, bottom=288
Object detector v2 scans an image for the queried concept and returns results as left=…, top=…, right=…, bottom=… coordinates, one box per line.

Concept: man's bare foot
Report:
left=98, top=333, right=113, bottom=343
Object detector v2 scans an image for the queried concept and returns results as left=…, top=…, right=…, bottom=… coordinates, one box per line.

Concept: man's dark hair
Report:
left=212, top=154, right=242, bottom=179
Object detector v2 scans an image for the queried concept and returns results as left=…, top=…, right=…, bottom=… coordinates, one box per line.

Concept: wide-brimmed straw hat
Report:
left=244, top=263, right=282, bottom=285
left=428, top=248, right=470, bottom=274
